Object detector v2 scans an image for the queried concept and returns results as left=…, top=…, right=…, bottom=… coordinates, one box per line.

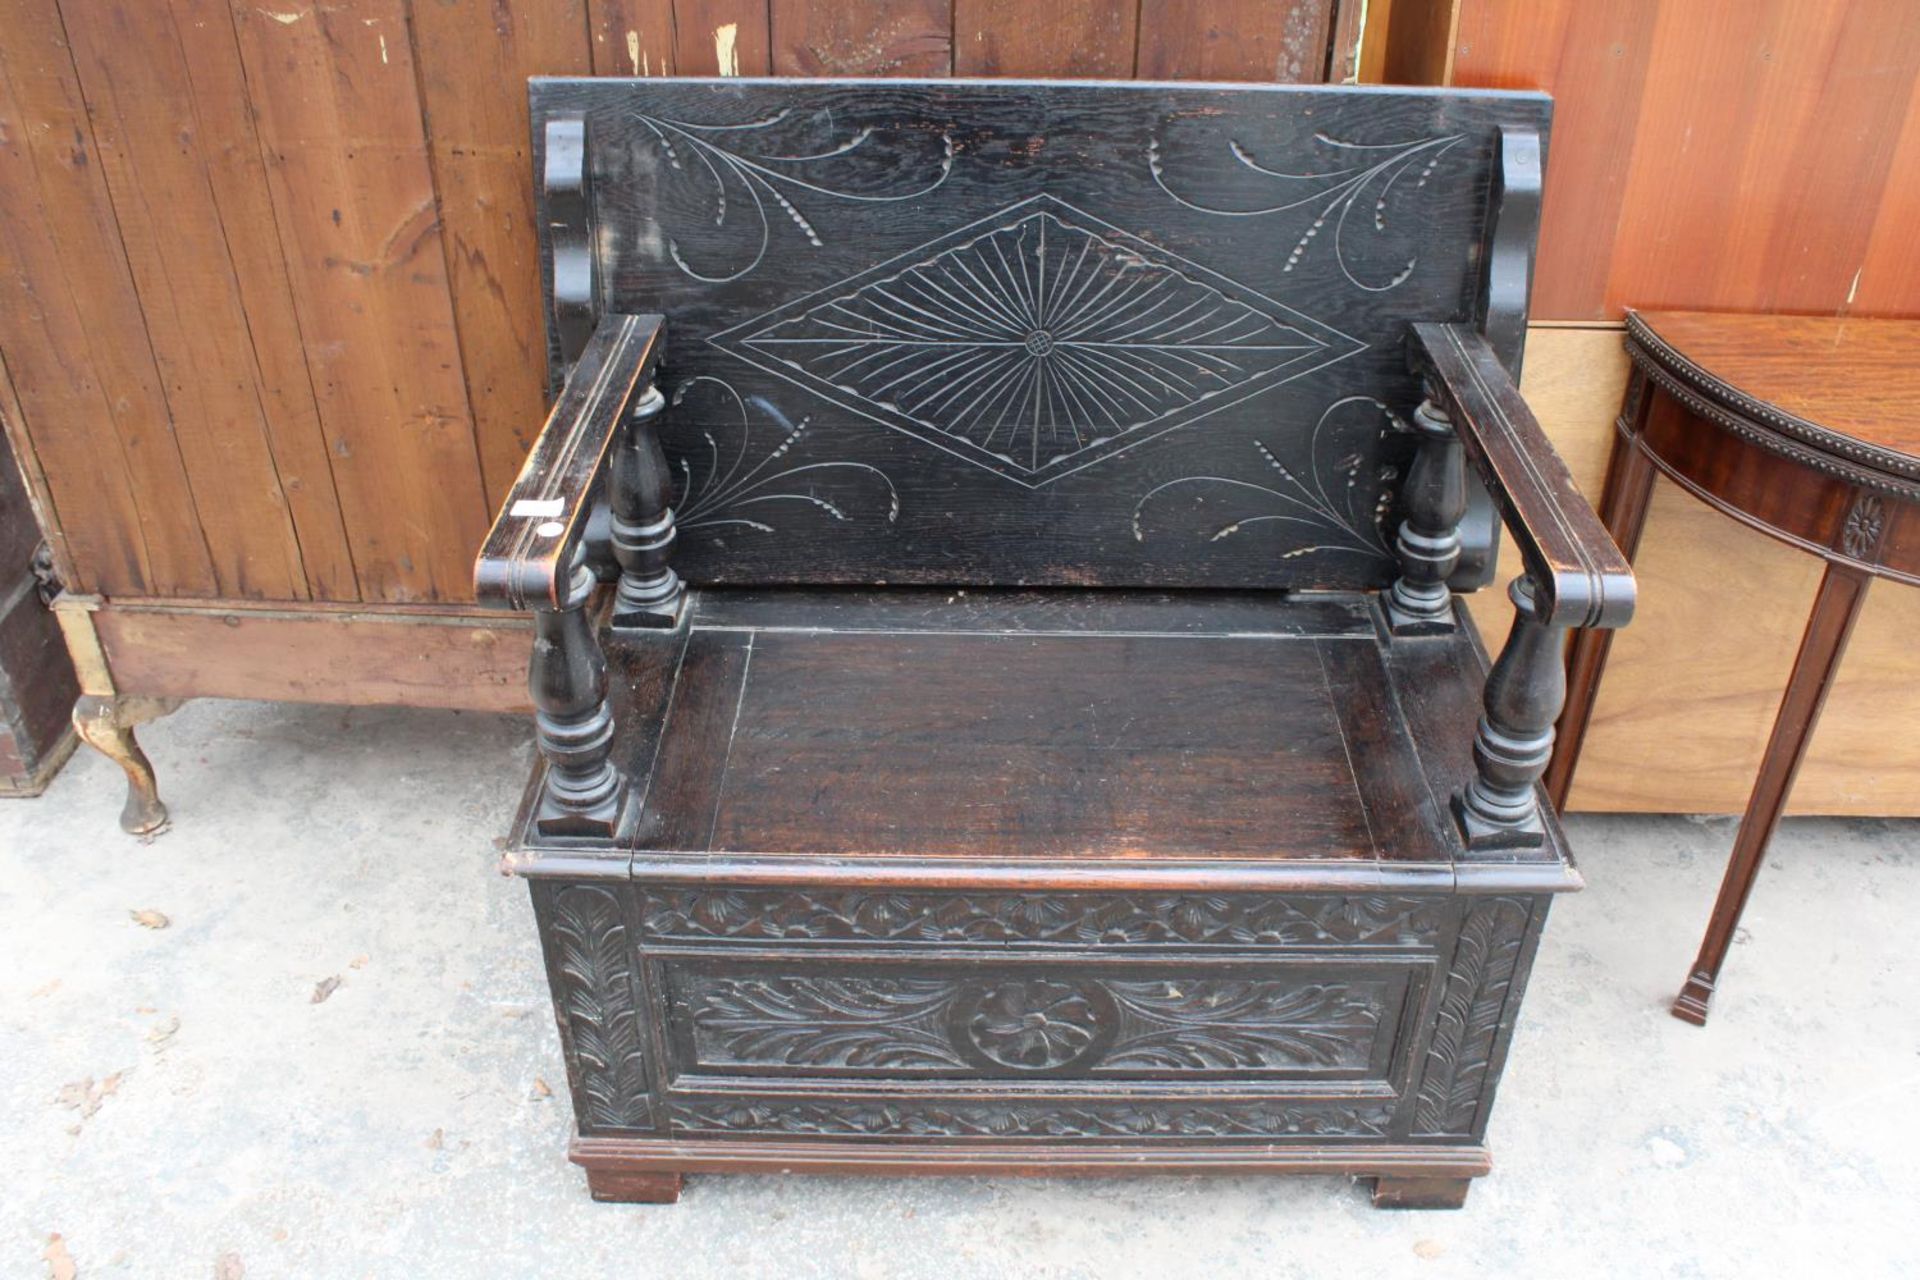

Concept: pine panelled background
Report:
left=0, top=0, right=1355, bottom=607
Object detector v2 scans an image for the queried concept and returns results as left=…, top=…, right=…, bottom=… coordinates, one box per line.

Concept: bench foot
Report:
left=1371, top=1175, right=1473, bottom=1210
left=72, top=694, right=179, bottom=836
left=585, top=1168, right=682, bottom=1204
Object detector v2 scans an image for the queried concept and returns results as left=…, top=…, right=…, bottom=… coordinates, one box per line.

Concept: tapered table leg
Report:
left=1671, top=562, right=1871, bottom=1025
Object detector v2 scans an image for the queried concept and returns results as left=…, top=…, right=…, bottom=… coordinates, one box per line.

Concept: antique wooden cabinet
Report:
left=475, top=77, right=1632, bottom=1209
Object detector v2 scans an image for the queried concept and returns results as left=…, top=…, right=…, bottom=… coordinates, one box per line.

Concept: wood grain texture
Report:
left=1135, top=1, right=1337, bottom=83
left=61, top=0, right=315, bottom=601
left=589, top=0, right=677, bottom=76
left=616, top=588, right=1488, bottom=865
left=1634, top=312, right=1920, bottom=463
left=770, top=0, right=951, bottom=76
left=672, top=0, right=771, bottom=76
left=953, top=0, right=1138, bottom=77
left=167, top=0, right=360, bottom=599
left=229, top=0, right=490, bottom=603
left=411, top=0, right=593, bottom=510
left=94, top=604, right=530, bottom=711
left=0, top=0, right=215, bottom=597
left=1448, top=0, right=1920, bottom=321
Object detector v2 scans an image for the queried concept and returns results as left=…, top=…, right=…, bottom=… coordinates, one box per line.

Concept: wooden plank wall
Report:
left=1419, top=0, right=1920, bottom=816
left=0, top=0, right=1353, bottom=608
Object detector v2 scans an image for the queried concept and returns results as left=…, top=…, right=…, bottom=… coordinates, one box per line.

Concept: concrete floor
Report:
left=2, top=698, right=1915, bottom=1279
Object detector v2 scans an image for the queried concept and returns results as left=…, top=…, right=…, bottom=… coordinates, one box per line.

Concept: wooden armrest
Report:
left=1411, top=322, right=1635, bottom=630
left=474, top=314, right=665, bottom=611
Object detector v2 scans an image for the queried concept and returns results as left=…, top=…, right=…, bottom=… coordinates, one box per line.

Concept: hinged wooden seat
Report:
left=474, top=77, right=1630, bottom=1210
left=512, top=587, right=1577, bottom=889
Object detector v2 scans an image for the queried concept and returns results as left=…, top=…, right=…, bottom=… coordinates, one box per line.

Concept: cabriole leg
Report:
left=1455, top=575, right=1565, bottom=850
left=1386, top=395, right=1468, bottom=635
left=530, top=558, right=624, bottom=839
left=72, top=694, right=178, bottom=835
left=609, top=385, right=684, bottom=629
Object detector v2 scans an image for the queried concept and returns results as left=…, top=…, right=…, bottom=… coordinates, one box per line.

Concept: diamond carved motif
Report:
left=711, top=195, right=1366, bottom=487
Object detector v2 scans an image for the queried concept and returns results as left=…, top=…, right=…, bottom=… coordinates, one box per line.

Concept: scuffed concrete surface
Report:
left=2, top=699, right=1916, bottom=1278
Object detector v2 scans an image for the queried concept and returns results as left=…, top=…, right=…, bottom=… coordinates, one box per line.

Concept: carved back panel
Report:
left=531, top=79, right=1550, bottom=589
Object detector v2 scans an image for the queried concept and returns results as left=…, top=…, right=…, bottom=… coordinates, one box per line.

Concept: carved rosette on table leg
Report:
left=610, top=385, right=684, bottom=629
left=1385, top=396, right=1467, bottom=635
left=530, top=557, right=623, bottom=839
left=1454, top=577, right=1564, bottom=850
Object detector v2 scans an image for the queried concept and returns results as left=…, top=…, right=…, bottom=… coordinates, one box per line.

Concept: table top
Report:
left=1628, top=311, right=1920, bottom=482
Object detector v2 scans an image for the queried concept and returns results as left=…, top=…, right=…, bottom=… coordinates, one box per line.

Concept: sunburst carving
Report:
left=712, top=195, right=1364, bottom=487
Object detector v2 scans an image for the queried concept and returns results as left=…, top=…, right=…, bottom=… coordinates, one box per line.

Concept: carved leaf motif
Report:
left=679, top=973, right=1384, bottom=1077
left=640, top=890, right=1447, bottom=949
left=1132, top=396, right=1400, bottom=564
left=1149, top=127, right=1465, bottom=291
left=547, top=885, right=653, bottom=1130
left=691, top=977, right=966, bottom=1069
left=1103, top=981, right=1382, bottom=1071
left=633, top=107, right=954, bottom=283
left=1413, top=897, right=1532, bottom=1136
left=669, top=1099, right=1392, bottom=1140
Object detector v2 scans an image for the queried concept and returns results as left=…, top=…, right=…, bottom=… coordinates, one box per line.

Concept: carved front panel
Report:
left=666, top=965, right=1401, bottom=1081
left=533, top=880, right=1552, bottom=1146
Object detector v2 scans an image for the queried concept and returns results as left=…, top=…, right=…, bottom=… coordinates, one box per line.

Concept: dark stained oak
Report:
left=1413, top=323, right=1635, bottom=630
left=481, top=77, right=1626, bottom=1211
left=528, top=77, right=1553, bottom=591
left=622, top=598, right=1448, bottom=863
left=474, top=315, right=664, bottom=612
left=1549, top=309, right=1920, bottom=1025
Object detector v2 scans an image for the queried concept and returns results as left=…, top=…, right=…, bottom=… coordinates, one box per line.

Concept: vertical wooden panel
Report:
left=0, top=0, right=217, bottom=597
left=410, top=0, right=593, bottom=511
left=1136, top=1, right=1335, bottom=83
left=588, top=0, right=677, bottom=75
left=230, top=0, right=489, bottom=603
left=1852, top=73, right=1920, bottom=315
left=61, top=0, right=330, bottom=601
left=1451, top=0, right=1920, bottom=321
left=673, top=0, right=772, bottom=76
left=1748, top=3, right=1920, bottom=314
left=1449, top=0, right=1655, bottom=322
left=769, top=0, right=951, bottom=76
left=1378, top=0, right=1456, bottom=88
left=168, top=0, right=360, bottom=600
left=953, top=0, right=1138, bottom=78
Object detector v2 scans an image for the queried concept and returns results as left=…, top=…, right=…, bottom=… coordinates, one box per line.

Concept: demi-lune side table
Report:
left=1546, top=310, right=1920, bottom=1026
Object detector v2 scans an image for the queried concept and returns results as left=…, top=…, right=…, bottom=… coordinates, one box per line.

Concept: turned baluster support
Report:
left=610, top=384, right=684, bottom=629
left=1385, top=394, right=1468, bottom=635
left=1455, top=574, right=1563, bottom=850
left=531, top=553, right=624, bottom=839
